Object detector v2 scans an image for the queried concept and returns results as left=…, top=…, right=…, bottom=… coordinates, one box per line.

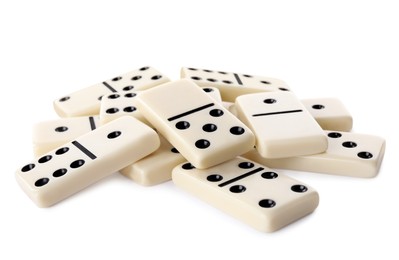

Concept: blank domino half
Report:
left=120, top=135, right=186, bottom=186
left=136, top=79, right=255, bottom=169
left=33, top=116, right=100, bottom=156
left=244, top=131, right=386, bottom=178
left=302, top=98, right=353, bottom=131
left=16, top=116, right=160, bottom=207
left=54, top=66, right=170, bottom=117
left=181, top=67, right=290, bottom=102
left=172, top=157, right=319, bottom=232
left=235, top=92, right=328, bottom=158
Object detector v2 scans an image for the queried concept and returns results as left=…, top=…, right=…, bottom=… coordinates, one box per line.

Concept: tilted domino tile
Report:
left=235, top=92, right=327, bottom=158
left=16, top=116, right=160, bottom=207
left=120, top=135, right=186, bottom=186
left=301, top=98, right=353, bottom=131
left=136, top=79, right=255, bottom=169
left=99, top=88, right=222, bottom=126
left=53, top=66, right=170, bottom=117
left=99, top=91, right=151, bottom=126
left=201, top=87, right=222, bottom=103
left=181, top=67, right=290, bottom=102
left=229, top=98, right=352, bottom=131
left=33, top=116, right=100, bottom=157
left=243, top=131, right=385, bottom=178
left=172, top=157, right=319, bottom=232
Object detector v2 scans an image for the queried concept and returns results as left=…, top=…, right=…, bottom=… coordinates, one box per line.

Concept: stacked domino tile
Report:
left=15, top=66, right=386, bottom=233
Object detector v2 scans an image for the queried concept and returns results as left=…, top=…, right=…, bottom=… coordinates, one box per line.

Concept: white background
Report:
left=1, top=0, right=397, bottom=259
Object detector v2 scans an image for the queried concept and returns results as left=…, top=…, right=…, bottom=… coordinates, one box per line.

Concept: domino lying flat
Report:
left=16, top=116, right=160, bottom=207
left=181, top=67, right=290, bottom=102
left=136, top=79, right=255, bottom=169
left=244, top=131, right=385, bottom=178
left=172, top=157, right=319, bottom=232
left=120, top=135, right=186, bottom=186
left=235, top=91, right=328, bottom=158
left=54, top=66, right=170, bottom=117
left=302, top=98, right=353, bottom=131
left=33, top=116, right=100, bottom=156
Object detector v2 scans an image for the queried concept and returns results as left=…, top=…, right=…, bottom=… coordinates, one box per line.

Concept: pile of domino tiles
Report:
left=15, top=66, right=386, bottom=232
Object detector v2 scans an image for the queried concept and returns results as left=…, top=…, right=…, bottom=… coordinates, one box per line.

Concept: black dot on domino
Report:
left=342, top=141, right=357, bottom=148
left=222, top=80, right=232, bottom=84
left=176, top=121, right=190, bottom=130
left=188, top=68, right=197, bottom=71
left=230, top=126, right=245, bottom=135
left=55, top=126, right=68, bottom=132
left=279, top=87, right=289, bottom=91
left=106, top=108, right=119, bottom=114
left=264, top=99, right=276, bottom=104
left=229, top=185, right=246, bottom=193
left=107, top=131, right=121, bottom=139
left=202, top=123, right=217, bottom=132
left=123, top=106, right=136, bottom=113
left=124, top=93, right=136, bottom=98
left=195, top=139, right=210, bottom=149
left=53, top=168, right=67, bottom=178
left=203, top=69, right=213, bottom=73
left=202, top=88, right=213, bottom=93
left=259, top=199, right=276, bottom=208
left=243, top=74, right=252, bottom=78
left=358, top=151, right=373, bottom=159
left=55, top=147, right=69, bottom=155
left=207, top=174, right=223, bottom=182
left=112, top=76, right=122, bottom=81
left=131, top=75, right=142, bottom=81
left=291, top=185, right=308, bottom=193
left=260, top=80, right=270, bottom=84
left=59, top=96, right=70, bottom=102
left=151, top=75, right=162, bottom=80
left=170, top=148, right=179, bottom=153
left=123, top=86, right=134, bottom=91
left=261, top=172, right=278, bottom=179
left=328, top=132, right=342, bottom=138
left=21, top=163, right=35, bottom=172
left=70, top=159, right=85, bottom=169
left=312, top=104, right=325, bottom=109
left=238, top=162, right=254, bottom=169
left=209, top=109, right=224, bottom=117
left=38, top=155, right=52, bottom=164
left=182, top=163, right=195, bottom=170
left=98, top=96, right=103, bottom=101
left=207, top=78, right=217, bottom=82
left=191, top=76, right=201, bottom=80
left=218, top=71, right=227, bottom=74
left=108, top=94, right=120, bottom=99
left=139, top=67, right=149, bottom=71
left=35, top=178, right=49, bottom=187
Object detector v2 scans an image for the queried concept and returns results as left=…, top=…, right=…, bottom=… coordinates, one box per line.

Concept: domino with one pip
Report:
left=33, top=116, right=100, bottom=156
left=302, top=98, right=353, bottom=131
left=235, top=91, right=328, bottom=158
left=172, top=157, right=319, bottom=232
left=16, top=116, right=160, bottom=207
left=244, top=131, right=386, bottom=178
left=136, top=79, right=255, bottom=169
left=181, top=67, right=290, bottom=102
left=54, top=66, right=170, bottom=117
